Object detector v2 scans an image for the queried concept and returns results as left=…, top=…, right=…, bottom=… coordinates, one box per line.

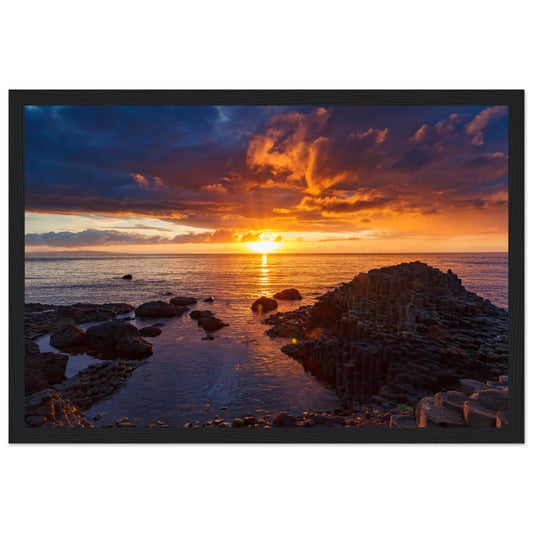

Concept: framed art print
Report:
left=9, top=90, right=524, bottom=443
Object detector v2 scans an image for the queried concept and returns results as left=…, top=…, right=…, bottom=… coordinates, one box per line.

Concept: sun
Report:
left=246, top=233, right=281, bottom=254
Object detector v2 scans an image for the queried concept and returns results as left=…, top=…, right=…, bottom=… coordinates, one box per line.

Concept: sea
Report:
left=25, top=252, right=508, bottom=426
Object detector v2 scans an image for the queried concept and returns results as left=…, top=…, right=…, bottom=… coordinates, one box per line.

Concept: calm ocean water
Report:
left=25, top=253, right=508, bottom=425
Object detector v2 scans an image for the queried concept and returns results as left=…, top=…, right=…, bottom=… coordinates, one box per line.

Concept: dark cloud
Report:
left=25, top=104, right=508, bottom=235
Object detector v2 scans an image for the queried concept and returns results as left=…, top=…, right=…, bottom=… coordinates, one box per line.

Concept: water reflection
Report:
left=259, top=254, right=269, bottom=288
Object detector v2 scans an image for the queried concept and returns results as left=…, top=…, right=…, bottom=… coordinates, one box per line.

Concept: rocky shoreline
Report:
left=23, top=262, right=509, bottom=429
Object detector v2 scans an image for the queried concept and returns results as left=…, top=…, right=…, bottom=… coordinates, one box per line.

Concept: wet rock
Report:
left=135, top=301, right=184, bottom=318
left=273, top=288, right=302, bottom=300
left=139, top=326, right=162, bottom=337
left=169, top=296, right=197, bottom=306
left=50, top=324, right=85, bottom=349
left=203, top=296, right=215, bottom=302
left=232, top=418, right=245, bottom=428
left=53, top=360, right=140, bottom=409
left=84, top=319, right=140, bottom=348
left=122, top=274, right=132, bottom=280
left=25, top=303, right=134, bottom=340
left=190, top=310, right=213, bottom=320
left=198, top=316, right=228, bottom=332
left=251, top=296, right=278, bottom=313
left=115, top=336, right=153, bottom=358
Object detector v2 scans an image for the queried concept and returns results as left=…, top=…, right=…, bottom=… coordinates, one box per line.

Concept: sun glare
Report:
left=246, top=233, right=281, bottom=254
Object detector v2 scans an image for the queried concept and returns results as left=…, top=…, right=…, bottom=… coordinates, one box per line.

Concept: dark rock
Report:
left=25, top=350, right=68, bottom=395
left=232, top=418, right=245, bottom=428
left=244, top=416, right=256, bottom=426
left=84, top=320, right=140, bottom=348
left=470, top=389, right=508, bottom=412
left=251, top=296, right=278, bottom=313
left=135, top=301, right=184, bottom=318
left=272, top=411, right=297, bottom=427
left=24, top=389, right=93, bottom=428
left=169, top=296, right=197, bottom=306
left=25, top=303, right=134, bottom=340
left=139, top=326, right=162, bottom=337
left=122, top=274, right=132, bottom=280
left=435, top=390, right=469, bottom=413
left=198, top=316, right=228, bottom=332
left=24, top=339, right=40, bottom=356
left=463, top=400, right=497, bottom=427
left=460, top=379, right=487, bottom=395
left=190, top=310, right=213, bottom=320
left=273, top=288, right=302, bottom=300
left=496, top=411, right=508, bottom=428
left=115, top=336, right=153, bottom=358
left=389, top=414, right=417, bottom=428
left=419, top=404, right=466, bottom=427
left=203, top=296, right=215, bottom=302
left=50, top=324, right=85, bottom=349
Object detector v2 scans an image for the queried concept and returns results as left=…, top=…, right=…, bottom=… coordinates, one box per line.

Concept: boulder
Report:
left=50, top=324, right=85, bottom=349
left=251, top=296, right=278, bottom=313
left=198, top=316, right=228, bottom=332
left=190, top=310, right=214, bottom=320
left=203, top=296, right=214, bottom=302
left=169, top=296, right=197, bottom=306
left=463, top=400, right=497, bottom=428
left=115, top=336, right=153, bottom=359
left=122, top=274, right=132, bottom=280
left=139, top=326, right=162, bottom=337
left=273, top=288, right=302, bottom=300
left=135, top=301, right=184, bottom=318
left=84, top=320, right=140, bottom=348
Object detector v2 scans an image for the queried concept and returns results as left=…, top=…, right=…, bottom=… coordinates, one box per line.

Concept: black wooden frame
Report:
left=9, top=90, right=524, bottom=443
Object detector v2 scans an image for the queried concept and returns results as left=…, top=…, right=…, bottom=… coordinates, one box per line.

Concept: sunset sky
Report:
left=24, top=104, right=508, bottom=254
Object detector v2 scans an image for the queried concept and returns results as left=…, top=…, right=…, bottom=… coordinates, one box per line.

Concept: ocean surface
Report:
left=25, top=253, right=508, bottom=426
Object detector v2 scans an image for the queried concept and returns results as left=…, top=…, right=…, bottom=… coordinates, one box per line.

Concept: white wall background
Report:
left=1, top=2, right=529, bottom=532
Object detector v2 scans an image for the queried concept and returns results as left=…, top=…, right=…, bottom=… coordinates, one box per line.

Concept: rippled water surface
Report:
left=26, top=253, right=508, bottom=425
